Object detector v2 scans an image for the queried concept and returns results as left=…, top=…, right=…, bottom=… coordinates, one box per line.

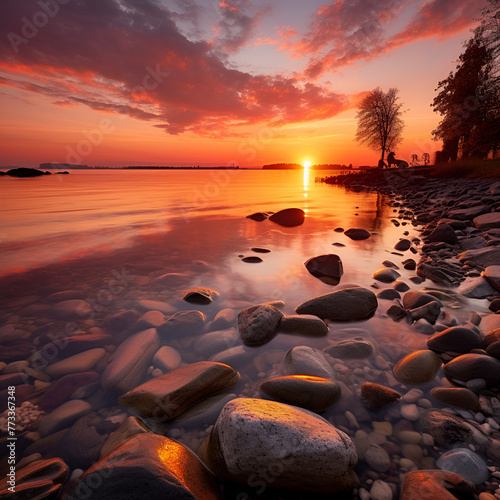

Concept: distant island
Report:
left=39, top=163, right=240, bottom=170
left=263, top=163, right=352, bottom=170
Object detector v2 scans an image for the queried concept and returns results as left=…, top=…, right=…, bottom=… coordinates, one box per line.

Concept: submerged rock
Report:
left=426, top=327, right=484, bottom=354
left=324, top=339, right=374, bottom=359
left=279, top=314, right=328, bottom=336
left=443, top=353, right=500, bottom=387
left=269, top=208, right=305, bottom=227
left=66, top=433, right=220, bottom=499
left=237, top=303, right=283, bottom=346
left=157, top=310, right=206, bottom=338
left=430, top=387, right=479, bottom=412
left=198, top=398, right=358, bottom=494
left=246, top=212, right=267, bottom=221
left=360, top=383, right=401, bottom=410
left=436, top=448, right=489, bottom=485
left=0, top=458, right=68, bottom=499
left=344, top=228, right=371, bottom=240
left=119, top=361, right=240, bottom=421
left=295, top=287, right=378, bottom=321
left=183, top=287, right=219, bottom=305
left=283, top=346, right=334, bottom=380
left=101, top=328, right=161, bottom=393
left=373, top=268, right=401, bottom=283
left=304, top=254, right=343, bottom=285
left=393, top=350, right=442, bottom=385
left=401, top=470, right=475, bottom=500
left=260, top=375, right=341, bottom=413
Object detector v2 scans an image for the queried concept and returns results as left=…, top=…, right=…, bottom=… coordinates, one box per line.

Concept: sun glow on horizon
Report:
left=303, top=161, right=311, bottom=169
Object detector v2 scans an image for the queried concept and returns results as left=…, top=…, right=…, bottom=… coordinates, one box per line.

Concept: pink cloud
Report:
left=277, top=0, right=485, bottom=78
left=0, top=0, right=355, bottom=135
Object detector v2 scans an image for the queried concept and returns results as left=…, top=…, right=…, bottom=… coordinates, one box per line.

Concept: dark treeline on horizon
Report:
left=263, top=163, right=352, bottom=170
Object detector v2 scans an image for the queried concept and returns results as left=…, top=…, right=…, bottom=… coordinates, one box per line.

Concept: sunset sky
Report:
left=0, top=0, right=487, bottom=168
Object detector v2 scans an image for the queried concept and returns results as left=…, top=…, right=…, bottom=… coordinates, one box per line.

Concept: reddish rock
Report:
left=39, top=372, right=99, bottom=411
left=360, top=383, right=401, bottom=410
left=43, top=332, right=113, bottom=360
left=401, top=470, right=475, bottom=500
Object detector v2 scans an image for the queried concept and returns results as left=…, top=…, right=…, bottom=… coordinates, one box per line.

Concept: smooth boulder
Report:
left=238, top=304, right=283, bottom=346
left=279, top=314, right=328, bottom=336
left=344, top=228, right=371, bottom=240
left=269, top=208, right=305, bottom=227
left=401, top=470, right=475, bottom=500
left=260, top=375, right=341, bottom=412
left=305, top=254, right=343, bottom=285
left=66, top=433, right=220, bottom=499
left=119, top=361, right=240, bottom=421
left=443, top=353, right=500, bottom=387
left=393, top=350, right=442, bottom=386
left=295, top=287, right=378, bottom=321
left=426, top=327, right=485, bottom=354
left=198, top=398, right=358, bottom=494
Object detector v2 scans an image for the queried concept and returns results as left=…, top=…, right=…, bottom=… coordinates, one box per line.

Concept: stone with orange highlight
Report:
left=65, top=433, right=220, bottom=499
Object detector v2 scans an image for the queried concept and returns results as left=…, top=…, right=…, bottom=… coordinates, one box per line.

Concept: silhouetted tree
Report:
left=355, top=88, right=405, bottom=163
left=432, top=0, right=500, bottom=160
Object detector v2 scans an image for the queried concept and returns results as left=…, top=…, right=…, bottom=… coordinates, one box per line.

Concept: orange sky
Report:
left=0, top=0, right=487, bottom=168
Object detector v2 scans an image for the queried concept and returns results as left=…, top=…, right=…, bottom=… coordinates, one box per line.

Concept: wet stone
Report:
left=238, top=303, right=283, bottom=346
left=325, top=339, right=374, bottom=359
left=183, top=287, right=219, bottom=305
left=359, top=383, right=401, bottom=410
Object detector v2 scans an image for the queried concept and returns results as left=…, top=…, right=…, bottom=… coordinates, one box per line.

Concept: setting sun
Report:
left=303, top=161, right=311, bottom=169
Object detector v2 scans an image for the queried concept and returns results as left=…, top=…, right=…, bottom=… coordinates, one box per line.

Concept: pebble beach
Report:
left=1, top=169, right=500, bottom=499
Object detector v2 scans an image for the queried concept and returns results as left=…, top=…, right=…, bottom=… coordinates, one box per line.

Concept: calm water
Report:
left=0, top=169, right=486, bottom=498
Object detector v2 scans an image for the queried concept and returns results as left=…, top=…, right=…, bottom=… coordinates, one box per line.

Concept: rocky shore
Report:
left=0, top=178, right=500, bottom=499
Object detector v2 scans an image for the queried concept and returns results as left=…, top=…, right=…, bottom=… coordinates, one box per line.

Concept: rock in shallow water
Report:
left=373, top=268, right=401, bottom=283
left=260, top=375, right=341, bottom=412
left=283, top=345, right=334, bottom=379
left=198, top=398, right=358, bottom=494
left=237, top=303, right=283, bottom=346
left=484, top=265, right=500, bottom=293
left=119, top=361, right=240, bottom=421
left=426, top=326, right=485, bottom=354
left=269, top=208, right=305, bottom=227
left=49, top=299, right=92, bottom=320
left=304, top=254, right=343, bottom=285
left=279, top=314, right=328, bottom=336
left=430, top=387, right=479, bottom=411
left=393, top=350, right=442, bottom=386
left=0, top=458, right=68, bottom=499
left=436, top=448, right=489, bottom=485
left=101, top=328, right=160, bottom=393
left=359, top=382, right=401, bottom=410
left=344, top=228, right=371, bottom=240
left=295, top=287, right=378, bottom=321
left=66, top=433, right=220, bottom=500
left=400, top=469, right=475, bottom=500
left=443, top=353, right=500, bottom=387
left=183, top=287, right=219, bottom=305
left=325, top=339, right=374, bottom=359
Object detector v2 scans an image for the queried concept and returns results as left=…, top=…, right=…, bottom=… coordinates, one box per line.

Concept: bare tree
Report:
left=355, top=87, right=405, bottom=163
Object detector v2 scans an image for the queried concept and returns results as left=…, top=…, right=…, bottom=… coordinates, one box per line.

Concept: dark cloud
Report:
left=0, top=0, right=354, bottom=134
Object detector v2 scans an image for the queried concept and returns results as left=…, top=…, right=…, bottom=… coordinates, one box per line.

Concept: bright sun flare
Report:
left=303, top=161, right=311, bottom=169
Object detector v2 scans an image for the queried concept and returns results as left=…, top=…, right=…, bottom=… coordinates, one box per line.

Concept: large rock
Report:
left=279, top=315, right=328, bottom=336
left=295, top=287, right=378, bottom=321
left=402, top=291, right=442, bottom=310
left=42, top=332, right=113, bottom=360
left=49, top=299, right=92, bottom=320
left=422, top=410, right=476, bottom=448
left=430, top=387, right=479, bottom=412
left=324, top=339, right=374, bottom=359
left=157, top=310, right=206, bottom=338
left=0, top=458, right=68, bottom=499
left=101, top=328, right=161, bottom=393
left=401, top=470, right=475, bottom=500
left=65, top=433, right=220, bottom=499
left=45, top=348, right=106, bottom=379
left=458, top=277, right=495, bottom=299
left=192, top=328, right=240, bottom=357
left=425, top=224, right=459, bottom=245
left=373, top=268, right=400, bottom=283
left=198, top=398, right=358, bottom=494
left=426, top=327, right=485, bottom=354
left=260, top=375, right=341, bottom=413
left=38, top=399, right=92, bottom=436
left=436, top=448, right=489, bottom=485
left=39, top=372, right=99, bottom=411
left=269, top=208, right=305, bottom=227
left=119, top=361, right=240, bottom=421
left=183, top=287, right=219, bottom=305
left=6, top=167, right=47, bottom=177
left=359, top=383, right=401, bottom=410
left=474, top=212, right=500, bottom=230
left=237, top=304, right=283, bottom=346
left=393, top=350, right=442, bottom=385
left=484, top=265, right=500, bottom=292
left=443, top=353, right=500, bottom=387
left=394, top=239, right=411, bottom=251
left=152, top=346, right=182, bottom=372
left=305, top=254, right=343, bottom=285
left=458, top=247, right=500, bottom=268
left=344, top=228, right=371, bottom=240
left=448, top=205, right=489, bottom=220
left=283, top=346, right=334, bottom=380
left=100, top=416, right=151, bottom=458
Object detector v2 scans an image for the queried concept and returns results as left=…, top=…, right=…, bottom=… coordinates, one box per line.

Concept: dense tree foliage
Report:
left=432, top=0, right=500, bottom=161
left=355, top=88, right=405, bottom=163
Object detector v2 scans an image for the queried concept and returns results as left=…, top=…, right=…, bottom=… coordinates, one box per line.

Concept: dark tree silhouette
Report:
left=432, top=0, right=500, bottom=160
left=355, top=88, right=405, bottom=164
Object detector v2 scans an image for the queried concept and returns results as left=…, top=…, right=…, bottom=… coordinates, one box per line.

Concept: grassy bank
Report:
left=431, top=159, right=500, bottom=178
